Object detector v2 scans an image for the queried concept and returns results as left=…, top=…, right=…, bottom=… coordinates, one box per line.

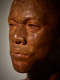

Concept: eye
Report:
left=28, top=24, right=35, bottom=27
left=28, top=24, right=40, bottom=28
left=9, top=23, right=15, bottom=27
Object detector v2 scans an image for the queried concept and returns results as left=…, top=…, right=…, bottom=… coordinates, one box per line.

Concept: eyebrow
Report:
left=8, top=17, right=19, bottom=24
left=8, top=17, right=48, bottom=27
left=8, top=16, right=40, bottom=24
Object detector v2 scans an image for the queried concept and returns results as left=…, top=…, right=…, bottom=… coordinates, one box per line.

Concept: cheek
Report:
left=27, top=27, right=53, bottom=48
left=27, top=27, right=54, bottom=60
left=9, top=27, right=16, bottom=39
left=35, top=44, right=51, bottom=60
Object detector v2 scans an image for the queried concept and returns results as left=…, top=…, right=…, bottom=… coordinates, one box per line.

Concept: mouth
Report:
left=11, top=52, right=31, bottom=61
left=10, top=46, right=34, bottom=61
left=10, top=45, right=34, bottom=62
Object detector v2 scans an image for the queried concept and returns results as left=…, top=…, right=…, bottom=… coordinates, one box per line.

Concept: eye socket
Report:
left=9, top=23, right=15, bottom=27
left=28, top=24, right=40, bottom=28
left=9, top=24, right=13, bottom=26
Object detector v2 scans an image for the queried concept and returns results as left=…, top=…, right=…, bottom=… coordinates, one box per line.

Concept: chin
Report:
left=12, top=60, right=32, bottom=73
left=13, top=67, right=30, bottom=73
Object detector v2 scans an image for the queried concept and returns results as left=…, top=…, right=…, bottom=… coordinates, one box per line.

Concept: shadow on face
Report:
left=8, top=0, right=59, bottom=73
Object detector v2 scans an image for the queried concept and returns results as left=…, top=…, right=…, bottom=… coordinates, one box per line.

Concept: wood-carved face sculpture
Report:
left=8, top=0, right=58, bottom=73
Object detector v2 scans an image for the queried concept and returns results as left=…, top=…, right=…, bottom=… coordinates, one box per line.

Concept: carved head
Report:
left=8, top=0, right=59, bottom=73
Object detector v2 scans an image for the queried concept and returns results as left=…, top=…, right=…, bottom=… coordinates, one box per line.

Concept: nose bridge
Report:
left=14, top=24, right=26, bottom=38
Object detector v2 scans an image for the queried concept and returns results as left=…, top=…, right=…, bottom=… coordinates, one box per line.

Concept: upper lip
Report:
left=11, top=45, right=33, bottom=56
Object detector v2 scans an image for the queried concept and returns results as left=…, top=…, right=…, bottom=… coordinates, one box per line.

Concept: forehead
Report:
left=9, top=0, right=49, bottom=21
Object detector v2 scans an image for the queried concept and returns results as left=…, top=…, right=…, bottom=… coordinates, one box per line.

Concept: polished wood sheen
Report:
left=8, top=0, right=60, bottom=80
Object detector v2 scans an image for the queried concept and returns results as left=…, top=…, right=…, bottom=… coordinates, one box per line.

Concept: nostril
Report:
left=15, top=38, right=27, bottom=45
left=16, top=41, right=21, bottom=44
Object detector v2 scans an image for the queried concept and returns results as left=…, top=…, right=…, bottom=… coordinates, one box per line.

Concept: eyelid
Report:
left=8, top=20, right=17, bottom=26
left=27, top=20, right=40, bottom=27
left=28, top=23, right=40, bottom=27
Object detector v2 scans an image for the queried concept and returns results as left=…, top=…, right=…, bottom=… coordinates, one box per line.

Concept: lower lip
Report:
left=14, top=59, right=28, bottom=64
left=13, top=58, right=29, bottom=67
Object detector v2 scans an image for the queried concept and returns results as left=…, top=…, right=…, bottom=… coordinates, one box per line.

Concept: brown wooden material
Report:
left=8, top=0, right=60, bottom=80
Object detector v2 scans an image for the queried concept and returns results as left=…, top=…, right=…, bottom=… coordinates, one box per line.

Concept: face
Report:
left=8, top=0, right=57, bottom=73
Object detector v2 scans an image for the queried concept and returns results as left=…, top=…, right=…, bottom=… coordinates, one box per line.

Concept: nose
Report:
left=13, top=24, right=27, bottom=45
left=14, top=35, right=27, bottom=45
